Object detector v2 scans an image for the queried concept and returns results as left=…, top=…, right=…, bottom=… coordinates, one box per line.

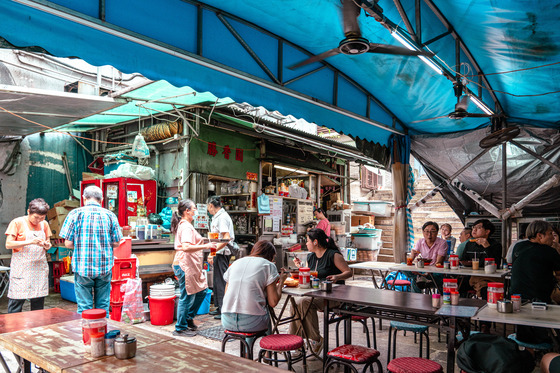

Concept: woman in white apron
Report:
left=5, top=198, right=51, bottom=313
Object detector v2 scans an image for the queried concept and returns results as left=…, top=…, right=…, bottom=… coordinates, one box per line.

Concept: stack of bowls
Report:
left=149, top=284, right=175, bottom=298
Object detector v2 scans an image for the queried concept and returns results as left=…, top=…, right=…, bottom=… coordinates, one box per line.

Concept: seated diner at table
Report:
left=407, top=221, right=447, bottom=292
left=459, top=219, right=502, bottom=299
left=409, top=221, right=447, bottom=266
left=440, top=223, right=456, bottom=255
left=510, top=220, right=560, bottom=345
left=454, top=227, right=472, bottom=258
left=221, top=240, right=288, bottom=333
left=290, top=228, right=351, bottom=355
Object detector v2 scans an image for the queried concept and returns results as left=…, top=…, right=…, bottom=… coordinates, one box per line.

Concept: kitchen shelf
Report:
left=220, top=193, right=252, bottom=197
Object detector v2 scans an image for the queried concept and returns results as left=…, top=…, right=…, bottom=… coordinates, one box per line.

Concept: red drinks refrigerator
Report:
left=101, top=178, right=157, bottom=227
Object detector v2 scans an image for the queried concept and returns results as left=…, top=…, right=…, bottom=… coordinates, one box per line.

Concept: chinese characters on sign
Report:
left=207, top=141, right=244, bottom=162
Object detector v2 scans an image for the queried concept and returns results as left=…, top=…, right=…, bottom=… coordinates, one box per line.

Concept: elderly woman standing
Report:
left=171, top=199, right=216, bottom=337
left=4, top=198, right=51, bottom=313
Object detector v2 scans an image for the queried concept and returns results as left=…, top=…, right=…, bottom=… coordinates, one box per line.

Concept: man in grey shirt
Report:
left=207, top=196, right=237, bottom=319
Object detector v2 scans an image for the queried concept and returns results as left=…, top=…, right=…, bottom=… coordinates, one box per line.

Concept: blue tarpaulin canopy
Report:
left=0, top=0, right=559, bottom=218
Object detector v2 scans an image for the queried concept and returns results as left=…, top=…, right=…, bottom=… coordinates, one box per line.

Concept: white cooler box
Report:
left=351, top=230, right=382, bottom=251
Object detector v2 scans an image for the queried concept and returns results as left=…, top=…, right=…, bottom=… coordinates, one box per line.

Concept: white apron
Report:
left=8, top=220, right=49, bottom=299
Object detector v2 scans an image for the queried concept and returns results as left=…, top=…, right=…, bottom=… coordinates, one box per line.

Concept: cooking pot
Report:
left=114, top=334, right=137, bottom=359
left=497, top=300, right=513, bottom=313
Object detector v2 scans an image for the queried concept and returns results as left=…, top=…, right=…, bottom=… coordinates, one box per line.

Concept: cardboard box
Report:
left=47, top=246, right=73, bottom=261
left=54, top=199, right=80, bottom=209
left=351, top=215, right=375, bottom=227
left=47, top=206, right=71, bottom=221
left=82, top=172, right=104, bottom=181
left=49, top=215, right=67, bottom=238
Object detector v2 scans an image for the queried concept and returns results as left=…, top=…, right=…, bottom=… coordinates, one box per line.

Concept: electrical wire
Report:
left=0, top=105, right=130, bottom=145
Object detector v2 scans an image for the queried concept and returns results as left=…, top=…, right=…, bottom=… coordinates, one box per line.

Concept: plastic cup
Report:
left=472, top=259, right=480, bottom=270
left=406, top=254, right=413, bottom=266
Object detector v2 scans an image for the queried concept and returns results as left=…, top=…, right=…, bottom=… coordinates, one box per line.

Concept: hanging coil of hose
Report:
left=140, top=119, right=183, bottom=142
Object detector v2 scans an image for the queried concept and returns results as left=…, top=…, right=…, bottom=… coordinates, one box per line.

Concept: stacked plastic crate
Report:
left=52, top=261, right=66, bottom=293
left=110, top=238, right=135, bottom=321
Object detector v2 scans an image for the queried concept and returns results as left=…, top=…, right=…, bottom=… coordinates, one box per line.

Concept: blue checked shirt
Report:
left=60, top=201, right=122, bottom=277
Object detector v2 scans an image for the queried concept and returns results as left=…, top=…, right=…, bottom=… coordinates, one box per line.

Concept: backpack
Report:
left=456, top=333, right=534, bottom=373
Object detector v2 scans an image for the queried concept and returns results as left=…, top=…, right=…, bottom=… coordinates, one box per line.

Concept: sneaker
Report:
left=310, top=337, right=323, bottom=355
left=213, top=314, right=222, bottom=320
left=187, top=320, right=198, bottom=331
left=209, top=309, right=220, bottom=316
left=172, top=329, right=197, bottom=337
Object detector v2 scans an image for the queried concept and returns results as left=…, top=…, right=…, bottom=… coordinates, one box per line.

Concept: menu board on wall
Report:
left=263, top=196, right=283, bottom=232
left=298, top=200, right=314, bottom=224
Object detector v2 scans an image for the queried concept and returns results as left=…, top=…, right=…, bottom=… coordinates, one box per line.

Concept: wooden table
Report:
left=65, top=338, right=282, bottom=373
left=0, top=308, right=82, bottom=373
left=0, top=315, right=283, bottom=373
left=472, top=303, right=560, bottom=329
left=390, top=263, right=510, bottom=294
left=307, top=285, right=485, bottom=373
left=349, top=261, right=397, bottom=288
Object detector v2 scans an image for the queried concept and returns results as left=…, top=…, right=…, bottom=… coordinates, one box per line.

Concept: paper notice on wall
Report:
left=193, top=203, right=209, bottom=229
left=272, top=218, right=280, bottom=232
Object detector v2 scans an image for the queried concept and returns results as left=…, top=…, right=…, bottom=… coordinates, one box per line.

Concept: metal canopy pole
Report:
left=501, top=142, right=509, bottom=258
left=409, top=147, right=491, bottom=211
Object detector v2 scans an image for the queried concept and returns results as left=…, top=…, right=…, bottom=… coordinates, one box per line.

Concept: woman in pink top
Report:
left=314, top=208, right=331, bottom=237
left=171, top=199, right=216, bottom=337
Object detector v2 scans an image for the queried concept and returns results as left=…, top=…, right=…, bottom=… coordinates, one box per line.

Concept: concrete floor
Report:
left=0, top=276, right=543, bottom=372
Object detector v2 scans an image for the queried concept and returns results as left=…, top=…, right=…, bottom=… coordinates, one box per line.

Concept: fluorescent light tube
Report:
left=390, top=31, right=416, bottom=51
left=273, top=165, right=308, bottom=175
left=469, top=95, right=494, bottom=115
left=419, top=56, right=443, bottom=75
left=392, top=30, right=443, bottom=75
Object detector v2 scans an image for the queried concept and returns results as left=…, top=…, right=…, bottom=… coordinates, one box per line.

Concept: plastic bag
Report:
left=120, top=278, right=145, bottom=324
left=131, top=134, right=150, bottom=159
left=257, top=194, right=270, bottom=214
left=107, top=163, right=155, bottom=180
left=148, top=213, right=163, bottom=225
left=159, top=206, right=173, bottom=229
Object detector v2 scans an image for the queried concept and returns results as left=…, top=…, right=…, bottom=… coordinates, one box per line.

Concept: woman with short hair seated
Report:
left=221, top=240, right=288, bottom=333
left=290, top=228, right=352, bottom=355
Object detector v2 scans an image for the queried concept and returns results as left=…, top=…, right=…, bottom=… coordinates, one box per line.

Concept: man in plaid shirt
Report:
left=60, top=186, right=122, bottom=314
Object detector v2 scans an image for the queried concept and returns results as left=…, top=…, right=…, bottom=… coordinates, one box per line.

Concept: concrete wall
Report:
left=0, top=139, right=30, bottom=254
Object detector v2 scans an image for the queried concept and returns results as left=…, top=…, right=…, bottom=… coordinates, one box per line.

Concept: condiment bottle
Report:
left=511, top=294, right=521, bottom=312
left=90, top=332, right=106, bottom=358
left=432, top=294, right=441, bottom=308
left=451, top=291, right=460, bottom=306
left=82, top=309, right=107, bottom=351
left=298, top=267, right=311, bottom=289
left=487, top=282, right=504, bottom=308
left=105, top=330, right=121, bottom=356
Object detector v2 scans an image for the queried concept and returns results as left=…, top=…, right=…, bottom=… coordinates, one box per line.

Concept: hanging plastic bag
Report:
left=257, top=194, right=270, bottom=214
left=131, top=134, right=150, bottom=159
left=120, top=278, right=145, bottom=324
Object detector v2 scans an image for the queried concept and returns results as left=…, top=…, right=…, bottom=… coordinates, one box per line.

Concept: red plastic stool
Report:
left=257, top=334, right=306, bottom=371
left=387, top=357, right=443, bottom=373
left=221, top=329, right=267, bottom=360
left=325, top=344, right=383, bottom=373
left=387, top=279, right=411, bottom=292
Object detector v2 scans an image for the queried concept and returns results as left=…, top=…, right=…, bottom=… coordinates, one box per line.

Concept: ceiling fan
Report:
left=288, top=0, right=432, bottom=70
left=411, top=96, right=496, bottom=123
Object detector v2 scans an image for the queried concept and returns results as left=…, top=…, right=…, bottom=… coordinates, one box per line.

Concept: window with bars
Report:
left=361, top=166, right=380, bottom=190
